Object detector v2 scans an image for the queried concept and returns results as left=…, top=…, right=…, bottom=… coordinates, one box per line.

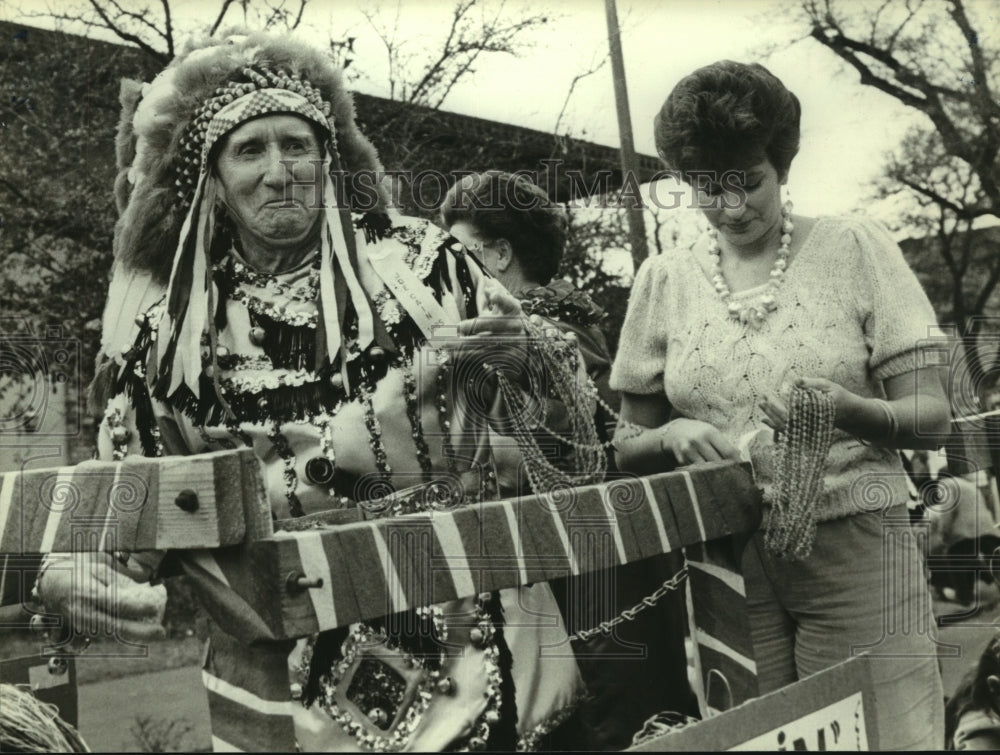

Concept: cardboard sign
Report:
left=731, top=692, right=868, bottom=750
left=629, top=655, right=878, bottom=752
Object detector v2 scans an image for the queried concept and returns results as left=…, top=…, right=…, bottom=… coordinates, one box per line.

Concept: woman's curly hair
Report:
left=653, top=60, right=801, bottom=181
left=440, top=171, right=567, bottom=285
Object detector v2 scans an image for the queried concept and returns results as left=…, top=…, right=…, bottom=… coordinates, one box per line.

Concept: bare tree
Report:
left=361, top=0, right=548, bottom=110
left=801, top=0, right=1000, bottom=401
left=357, top=0, right=549, bottom=171
left=23, top=0, right=308, bottom=63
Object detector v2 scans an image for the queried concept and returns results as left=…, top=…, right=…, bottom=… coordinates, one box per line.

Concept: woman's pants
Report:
left=742, top=506, right=945, bottom=750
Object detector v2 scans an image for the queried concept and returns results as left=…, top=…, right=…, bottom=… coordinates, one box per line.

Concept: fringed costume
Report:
left=89, top=31, right=606, bottom=752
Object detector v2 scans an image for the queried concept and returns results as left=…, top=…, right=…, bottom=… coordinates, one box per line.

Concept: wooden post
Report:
left=604, top=0, right=650, bottom=271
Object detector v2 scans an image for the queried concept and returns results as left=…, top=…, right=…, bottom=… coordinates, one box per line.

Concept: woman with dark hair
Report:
left=611, top=60, right=950, bottom=749
left=442, top=172, right=697, bottom=750
left=441, top=172, right=615, bottom=425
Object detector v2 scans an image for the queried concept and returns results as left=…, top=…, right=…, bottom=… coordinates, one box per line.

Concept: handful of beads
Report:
left=765, top=385, right=836, bottom=560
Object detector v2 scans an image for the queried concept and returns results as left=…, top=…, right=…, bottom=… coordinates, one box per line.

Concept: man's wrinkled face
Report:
left=214, top=114, right=324, bottom=251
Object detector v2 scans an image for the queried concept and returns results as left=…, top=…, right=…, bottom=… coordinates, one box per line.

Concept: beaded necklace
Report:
left=399, top=355, right=434, bottom=483
left=485, top=317, right=610, bottom=490
left=709, top=201, right=793, bottom=328
left=765, top=385, right=836, bottom=559
left=228, top=256, right=321, bottom=301
left=220, top=253, right=322, bottom=328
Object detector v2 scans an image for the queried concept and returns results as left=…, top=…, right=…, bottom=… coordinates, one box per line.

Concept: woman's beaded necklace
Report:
left=709, top=201, right=794, bottom=329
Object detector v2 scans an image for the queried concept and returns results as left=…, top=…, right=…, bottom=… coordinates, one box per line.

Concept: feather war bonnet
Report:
left=101, top=31, right=394, bottom=416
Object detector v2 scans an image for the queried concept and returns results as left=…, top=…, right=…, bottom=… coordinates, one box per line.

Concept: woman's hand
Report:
left=449, top=279, right=546, bottom=391
left=35, top=551, right=167, bottom=645
left=457, top=278, right=525, bottom=337
left=758, top=377, right=861, bottom=434
left=660, top=418, right=741, bottom=465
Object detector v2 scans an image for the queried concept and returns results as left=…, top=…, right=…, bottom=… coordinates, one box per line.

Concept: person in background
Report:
left=442, top=171, right=697, bottom=749
left=611, top=60, right=951, bottom=749
left=947, top=635, right=1000, bottom=749
left=442, top=171, right=618, bottom=440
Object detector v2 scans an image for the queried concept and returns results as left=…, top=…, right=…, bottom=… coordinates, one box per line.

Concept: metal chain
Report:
left=568, top=565, right=688, bottom=643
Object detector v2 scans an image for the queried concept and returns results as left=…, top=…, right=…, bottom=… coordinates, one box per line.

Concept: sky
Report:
left=0, top=0, right=956, bottom=220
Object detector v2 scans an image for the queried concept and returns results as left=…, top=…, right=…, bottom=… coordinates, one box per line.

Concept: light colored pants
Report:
left=742, top=506, right=945, bottom=751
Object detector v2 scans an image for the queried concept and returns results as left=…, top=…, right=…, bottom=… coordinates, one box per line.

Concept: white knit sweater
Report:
left=610, top=215, right=941, bottom=521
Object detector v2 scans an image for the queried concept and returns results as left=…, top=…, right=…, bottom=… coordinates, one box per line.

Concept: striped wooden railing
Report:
left=0, top=448, right=764, bottom=737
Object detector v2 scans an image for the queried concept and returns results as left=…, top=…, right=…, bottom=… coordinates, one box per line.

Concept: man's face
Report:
left=214, top=114, right=324, bottom=253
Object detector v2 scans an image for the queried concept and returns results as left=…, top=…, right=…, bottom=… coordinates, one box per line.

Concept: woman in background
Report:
left=443, top=171, right=697, bottom=749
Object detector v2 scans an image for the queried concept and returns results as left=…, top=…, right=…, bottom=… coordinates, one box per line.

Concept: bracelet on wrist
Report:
left=658, top=420, right=679, bottom=457
left=871, top=398, right=899, bottom=446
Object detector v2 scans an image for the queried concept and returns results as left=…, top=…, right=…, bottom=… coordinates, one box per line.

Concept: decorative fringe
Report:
left=483, top=593, right=519, bottom=751
left=87, top=357, right=119, bottom=417
left=245, top=310, right=317, bottom=371
left=125, top=372, right=161, bottom=457
left=452, top=247, right=479, bottom=316
left=356, top=211, right=392, bottom=244
left=156, top=376, right=336, bottom=427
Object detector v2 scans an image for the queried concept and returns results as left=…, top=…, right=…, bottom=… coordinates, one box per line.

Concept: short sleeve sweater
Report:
left=609, top=215, right=941, bottom=522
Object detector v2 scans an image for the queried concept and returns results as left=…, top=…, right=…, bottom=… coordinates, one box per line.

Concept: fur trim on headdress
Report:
left=114, top=78, right=143, bottom=215
left=113, top=30, right=390, bottom=284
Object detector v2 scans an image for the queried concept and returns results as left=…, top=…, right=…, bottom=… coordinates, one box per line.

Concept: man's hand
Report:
left=35, top=551, right=167, bottom=645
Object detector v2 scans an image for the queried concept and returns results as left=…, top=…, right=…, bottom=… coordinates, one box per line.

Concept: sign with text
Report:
left=629, top=655, right=878, bottom=751
left=730, top=692, right=868, bottom=750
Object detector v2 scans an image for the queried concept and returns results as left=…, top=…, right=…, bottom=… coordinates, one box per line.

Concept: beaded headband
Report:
left=174, top=68, right=335, bottom=207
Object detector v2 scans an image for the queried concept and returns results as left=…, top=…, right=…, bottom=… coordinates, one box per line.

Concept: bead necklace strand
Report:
left=765, top=385, right=836, bottom=559
left=709, top=201, right=794, bottom=328
left=399, top=355, right=434, bottom=483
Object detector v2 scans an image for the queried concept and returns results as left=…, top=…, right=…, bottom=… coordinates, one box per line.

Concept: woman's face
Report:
left=214, top=114, right=324, bottom=252
left=695, top=158, right=787, bottom=248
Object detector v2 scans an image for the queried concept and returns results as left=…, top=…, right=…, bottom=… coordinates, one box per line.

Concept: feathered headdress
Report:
left=104, top=31, right=395, bottom=415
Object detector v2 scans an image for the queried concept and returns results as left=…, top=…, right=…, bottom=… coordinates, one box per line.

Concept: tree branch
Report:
left=290, top=0, right=307, bottom=29
left=808, top=27, right=926, bottom=107
left=894, top=176, right=995, bottom=220
left=973, top=240, right=1000, bottom=314
left=0, top=177, right=32, bottom=205
left=210, top=0, right=237, bottom=34
left=552, top=51, right=609, bottom=137
left=807, top=13, right=997, bottom=202
left=159, top=0, right=174, bottom=57
left=84, top=0, right=169, bottom=63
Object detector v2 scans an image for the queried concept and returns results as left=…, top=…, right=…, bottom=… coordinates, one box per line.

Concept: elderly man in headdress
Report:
left=36, top=31, right=608, bottom=751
